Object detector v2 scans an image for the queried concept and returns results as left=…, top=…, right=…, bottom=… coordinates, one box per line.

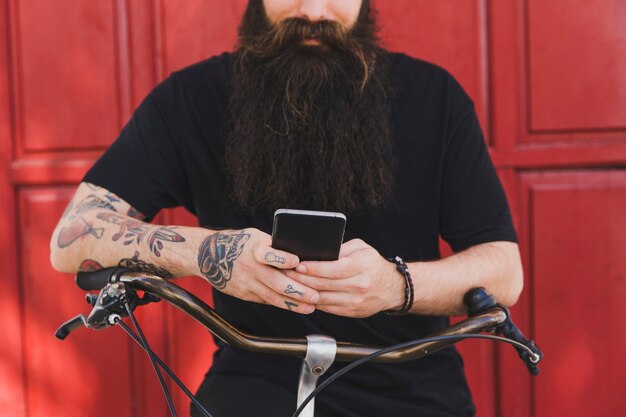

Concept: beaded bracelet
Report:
left=384, top=256, right=415, bottom=316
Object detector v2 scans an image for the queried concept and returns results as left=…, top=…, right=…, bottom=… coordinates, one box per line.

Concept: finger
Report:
left=263, top=269, right=320, bottom=304
left=338, top=238, right=370, bottom=258
left=295, top=257, right=358, bottom=279
left=315, top=304, right=369, bottom=318
left=250, top=280, right=316, bottom=314
left=284, top=270, right=347, bottom=292
left=316, top=291, right=359, bottom=306
left=253, top=245, right=299, bottom=269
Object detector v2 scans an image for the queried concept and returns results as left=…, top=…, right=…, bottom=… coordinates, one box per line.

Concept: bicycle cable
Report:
left=122, top=301, right=178, bottom=417
left=292, top=333, right=541, bottom=417
left=114, top=318, right=214, bottom=417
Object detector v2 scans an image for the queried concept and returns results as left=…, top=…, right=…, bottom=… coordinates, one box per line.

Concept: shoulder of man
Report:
left=384, top=51, right=474, bottom=110
left=150, top=52, right=233, bottom=101
left=142, top=52, right=234, bottom=118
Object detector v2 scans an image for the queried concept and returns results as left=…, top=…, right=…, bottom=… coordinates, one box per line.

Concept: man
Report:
left=50, top=0, right=523, bottom=416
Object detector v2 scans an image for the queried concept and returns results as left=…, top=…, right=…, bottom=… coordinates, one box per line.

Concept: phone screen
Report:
left=271, top=209, right=346, bottom=261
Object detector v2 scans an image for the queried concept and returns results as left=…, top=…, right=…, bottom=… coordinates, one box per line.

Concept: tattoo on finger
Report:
left=265, top=252, right=287, bottom=264
left=284, top=284, right=304, bottom=296
left=284, top=300, right=299, bottom=310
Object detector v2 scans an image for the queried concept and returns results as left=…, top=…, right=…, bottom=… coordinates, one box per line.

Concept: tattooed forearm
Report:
left=79, top=259, right=104, bottom=272
left=284, top=300, right=299, bottom=310
left=284, top=284, right=304, bottom=296
left=104, top=192, right=120, bottom=203
left=61, top=201, right=73, bottom=219
left=197, top=231, right=250, bottom=289
left=57, top=217, right=104, bottom=248
left=127, top=206, right=146, bottom=220
left=119, top=251, right=174, bottom=278
left=265, top=252, right=287, bottom=264
left=71, top=195, right=117, bottom=218
left=96, top=212, right=185, bottom=256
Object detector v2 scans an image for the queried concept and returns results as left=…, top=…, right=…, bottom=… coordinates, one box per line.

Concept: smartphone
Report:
left=271, top=209, right=346, bottom=261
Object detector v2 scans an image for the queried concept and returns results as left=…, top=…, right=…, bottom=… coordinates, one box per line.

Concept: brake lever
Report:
left=494, top=309, right=543, bottom=375
left=464, top=288, right=543, bottom=375
left=55, top=314, right=89, bottom=340
left=56, top=279, right=162, bottom=341
left=84, top=282, right=133, bottom=330
left=55, top=283, right=129, bottom=340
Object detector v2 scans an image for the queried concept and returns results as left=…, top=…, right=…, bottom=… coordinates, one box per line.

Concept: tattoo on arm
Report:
left=197, top=231, right=250, bottom=289
left=58, top=216, right=104, bottom=248
left=96, top=212, right=185, bottom=256
left=119, top=251, right=174, bottom=278
left=104, top=192, right=120, bottom=203
left=79, top=259, right=104, bottom=272
left=284, top=284, right=304, bottom=296
left=77, top=252, right=173, bottom=278
left=284, top=300, right=299, bottom=310
left=71, top=195, right=117, bottom=218
left=127, top=206, right=146, bottom=220
left=61, top=201, right=73, bottom=219
left=265, top=252, right=287, bottom=264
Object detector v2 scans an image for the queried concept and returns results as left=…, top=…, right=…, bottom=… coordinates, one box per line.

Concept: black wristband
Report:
left=384, top=256, right=414, bottom=316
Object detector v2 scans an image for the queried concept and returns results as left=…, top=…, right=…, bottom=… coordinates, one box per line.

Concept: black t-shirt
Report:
left=85, top=51, right=517, bottom=417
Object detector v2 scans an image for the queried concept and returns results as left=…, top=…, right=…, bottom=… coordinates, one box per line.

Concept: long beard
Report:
left=224, top=1, right=393, bottom=213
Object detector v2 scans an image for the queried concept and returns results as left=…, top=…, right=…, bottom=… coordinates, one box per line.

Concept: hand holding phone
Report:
left=271, top=209, right=346, bottom=261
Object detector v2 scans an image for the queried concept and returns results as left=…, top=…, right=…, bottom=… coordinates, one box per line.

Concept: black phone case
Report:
left=271, top=211, right=346, bottom=261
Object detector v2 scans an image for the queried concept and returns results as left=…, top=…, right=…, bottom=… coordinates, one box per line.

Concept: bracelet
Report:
left=384, top=256, right=414, bottom=316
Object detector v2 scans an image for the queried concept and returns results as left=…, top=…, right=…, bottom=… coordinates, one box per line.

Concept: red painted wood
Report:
left=17, top=188, right=135, bottom=417
left=527, top=0, right=626, bottom=132
left=491, top=140, right=626, bottom=169
left=128, top=0, right=158, bottom=105
left=158, top=0, right=246, bottom=76
left=376, top=0, right=491, bottom=141
left=0, top=1, right=26, bottom=415
left=10, top=0, right=121, bottom=154
left=518, top=171, right=626, bottom=417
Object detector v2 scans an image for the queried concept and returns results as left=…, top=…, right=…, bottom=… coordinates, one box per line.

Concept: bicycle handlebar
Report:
left=122, top=272, right=509, bottom=362
left=67, top=268, right=542, bottom=369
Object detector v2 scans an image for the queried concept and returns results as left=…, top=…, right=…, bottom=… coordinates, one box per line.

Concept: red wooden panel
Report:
left=128, top=0, right=158, bottom=105
left=0, top=1, right=26, bottom=414
left=527, top=0, right=626, bottom=133
left=455, top=339, right=497, bottom=417
left=376, top=0, right=490, bottom=136
left=11, top=0, right=121, bottom=153
left=159, top=0, right=246, bottom=75
left=18, top=188, right=134, bottom=417
left=520, top=171, right=626, bottom=417
left=533, top=175, right=626, bottom=416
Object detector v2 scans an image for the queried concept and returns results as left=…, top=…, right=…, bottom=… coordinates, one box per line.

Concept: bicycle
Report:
left=55, top=268, right=543, bottom=417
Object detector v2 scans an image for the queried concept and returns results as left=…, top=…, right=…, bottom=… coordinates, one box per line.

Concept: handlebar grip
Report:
left=463, top=287, right=497, bottom=316
left=75, top=267, right=127, bottom=291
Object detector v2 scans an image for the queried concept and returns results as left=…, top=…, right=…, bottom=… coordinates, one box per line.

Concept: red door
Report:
left=1, top=1, right=625, bottom=416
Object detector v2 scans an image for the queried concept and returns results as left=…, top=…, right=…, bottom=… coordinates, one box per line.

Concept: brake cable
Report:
left=121, top=300, right=178, bottom=417
left=113, top=304, right=214, bottom=417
